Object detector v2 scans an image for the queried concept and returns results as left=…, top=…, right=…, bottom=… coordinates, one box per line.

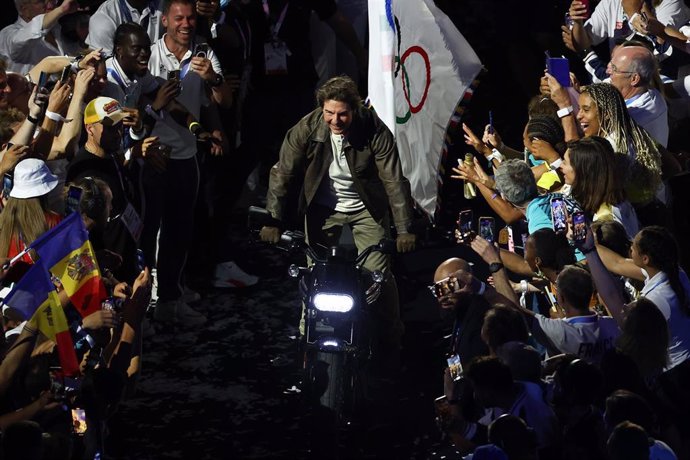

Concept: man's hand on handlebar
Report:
left=396, top=233, right=416, bottom=253
left=260, top=226, right=281, bottom=243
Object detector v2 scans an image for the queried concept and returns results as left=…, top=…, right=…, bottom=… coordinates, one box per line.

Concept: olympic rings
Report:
left=395, top=45, right=431, bottom=125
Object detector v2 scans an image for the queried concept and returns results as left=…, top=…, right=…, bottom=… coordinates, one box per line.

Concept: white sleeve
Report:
left=85, top=12, right=117, bottom=55
left=9, top=15, right=46, bottom=61
left=656, top=0, right=690, bottom=28
left=534, top=314, right=567, bottom=348
left=583, top=0, right=612, bottom=46
left=209, top=48, right=223, bottom=75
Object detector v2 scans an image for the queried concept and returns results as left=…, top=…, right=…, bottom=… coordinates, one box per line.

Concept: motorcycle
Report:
left=248, top=207, right=392, bottom=424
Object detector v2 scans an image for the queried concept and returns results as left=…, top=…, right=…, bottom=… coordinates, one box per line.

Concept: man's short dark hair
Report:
left=465, top=356, right=513, bottom=394
left=482, top=305, right=529, bottom=351
left=556, top=265, right=593, bottom=312
left=163, top=0, right=194, bottom=14
left=315, top=75, right=362, bottom=110
left=113, top=22, right=148, bottom=49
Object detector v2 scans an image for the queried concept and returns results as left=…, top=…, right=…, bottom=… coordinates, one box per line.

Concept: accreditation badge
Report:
left=264, top=40, right=289, bottom=75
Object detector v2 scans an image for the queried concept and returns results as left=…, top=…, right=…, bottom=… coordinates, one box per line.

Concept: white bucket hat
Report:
left=9, top=158, right=58, bottom=199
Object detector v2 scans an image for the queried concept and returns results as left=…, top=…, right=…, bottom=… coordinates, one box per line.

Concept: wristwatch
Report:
left=488, top=262, right=504, bottom=274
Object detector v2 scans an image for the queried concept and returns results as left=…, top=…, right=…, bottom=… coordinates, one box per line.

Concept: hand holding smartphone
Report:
left=34, top=71, right=50, bottom=105
left=571, top=211, right=587, bottom=242
left=455, top=209, right=475, bottom=243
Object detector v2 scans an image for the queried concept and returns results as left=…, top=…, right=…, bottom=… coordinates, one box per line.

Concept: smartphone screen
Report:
left=478, top=217, right=495, bottom=243
left=60, top=65, right=72, bottom=84
left=572, top=212, right=587, bottom=242
left=457, top=210, right=473, bottom=235
left=551, top=198, right=568, bottom=233
left=65, top=185, right=83, bottom=216
left=2, top=174, right=12, bottom=200
left=71, top=408, right=87, bottom=435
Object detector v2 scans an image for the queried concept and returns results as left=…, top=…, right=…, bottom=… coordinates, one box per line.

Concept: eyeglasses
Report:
left=609, top=63, right=634, bottom=75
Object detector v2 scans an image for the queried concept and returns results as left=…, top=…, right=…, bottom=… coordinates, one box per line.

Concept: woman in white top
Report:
left=586, top=226, right=690, bottom=370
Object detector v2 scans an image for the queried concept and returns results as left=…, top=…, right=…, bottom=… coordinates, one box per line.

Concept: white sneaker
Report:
left=154, top=299, right=206, bottom=326
left=181, top=286, right=201, bottom=303
left=212, top=261, right=259, bottom=288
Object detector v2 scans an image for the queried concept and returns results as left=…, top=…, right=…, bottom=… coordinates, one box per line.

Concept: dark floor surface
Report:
left=106, top=218, right=477, bottom=459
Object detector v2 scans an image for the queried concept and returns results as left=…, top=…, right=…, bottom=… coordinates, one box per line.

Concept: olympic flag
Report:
left=367, top=0, right=482, bottom=217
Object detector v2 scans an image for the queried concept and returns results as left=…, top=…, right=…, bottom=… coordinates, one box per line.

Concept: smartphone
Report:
left=2, top=174, right=12, bottom=200
left=478, top=216, right=495, bottom=243
left=65, top=185, right=83, bottom=216
left=572, top=211, right=587, bottom=242
left=546, top=56, right=571, bottom=87
left=167, top=70, right=180, bottom=81
left=550, top=197, right=568, bottom=233
left=136, top=248, right=146, bottom=272
left=194, top=43, right=210, bottom=59
left=457, top=209, right=472, bottom=234
left=157, top=144, right=172, bottom=158
left=71, top=408, right=87, bottom=435
left=60, top=64, right=72, bottom=84
left=447, top=354, right=463, bottom=381
left=580, top=0, right=590, bottom=16
left=488, top=111, right=494, bottom=135
left=565, top=13, right=575, bottom=29
left=431, top=276, right=461, bottom=299
left=34, top=71, right=49, bottom=104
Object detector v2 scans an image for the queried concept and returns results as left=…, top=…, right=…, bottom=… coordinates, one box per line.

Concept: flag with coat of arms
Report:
left=3, top=261, right=79, bottom=376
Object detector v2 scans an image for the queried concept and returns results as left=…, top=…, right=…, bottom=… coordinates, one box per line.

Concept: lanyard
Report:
left=107, top=67, right=128, bottom=93
left=233, top=18, right=252, bottom=60
left=262, top=0, right=289, bottom=38
left=118, top=0, right=158, bottom=30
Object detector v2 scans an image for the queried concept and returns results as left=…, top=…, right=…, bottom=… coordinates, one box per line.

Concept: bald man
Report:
left=433, top=258, right=489, bottom=366
left=606, top=45, right=669, bottom=146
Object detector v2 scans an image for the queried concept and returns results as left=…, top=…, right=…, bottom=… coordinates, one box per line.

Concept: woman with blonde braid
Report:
left=575, top=83, right=663, bottom=211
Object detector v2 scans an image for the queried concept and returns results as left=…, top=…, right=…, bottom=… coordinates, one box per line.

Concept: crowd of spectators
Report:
left=1, top=0, right=690, bottom=458
left=435, top=1, right=690, bottom=459
left=0, top=0, right=373, bottom=457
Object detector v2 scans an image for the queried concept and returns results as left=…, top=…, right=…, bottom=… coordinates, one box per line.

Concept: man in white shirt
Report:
left=143, top=0, right=226, bottom=325
left=87, top=0, right=164, bottom=56
left=567, top=0, right=690, bottom=53
left=86, top=0, right=219, bottom=56
left=607, top=45, right=669, bottom=146
left=0, top=0, right=82, bottom=75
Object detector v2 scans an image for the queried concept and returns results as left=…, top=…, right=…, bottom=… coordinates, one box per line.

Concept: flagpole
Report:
left=2, top=247, right=32, bottom=270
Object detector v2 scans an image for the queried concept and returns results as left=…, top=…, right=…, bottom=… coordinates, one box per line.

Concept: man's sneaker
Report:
left=181, top=286, right=201, bottom=303
left=154, top=299, right=207, bottom=326
left=212, top=261, right=259, bottom=288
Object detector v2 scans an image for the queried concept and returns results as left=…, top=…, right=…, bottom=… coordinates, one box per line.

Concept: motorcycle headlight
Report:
left=313, top=293, right=354, bottom=313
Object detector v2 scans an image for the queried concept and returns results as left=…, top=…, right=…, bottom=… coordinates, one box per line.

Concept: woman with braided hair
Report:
left=576, top=83, right=663, bottom=208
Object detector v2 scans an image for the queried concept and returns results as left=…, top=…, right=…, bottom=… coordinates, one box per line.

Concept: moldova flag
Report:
left=3, top=261, right=80, bottom=376
left=30, top=212, right=107, bottom=318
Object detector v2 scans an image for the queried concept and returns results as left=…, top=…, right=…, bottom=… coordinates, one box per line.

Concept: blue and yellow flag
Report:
left=30, top=212, right=106, bottom=317
left=3, top=261, right=80, bottom=376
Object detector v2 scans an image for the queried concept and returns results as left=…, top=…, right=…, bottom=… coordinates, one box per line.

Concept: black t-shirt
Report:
left=66, top=147, right=139, bottom=282
left=453, top=296, right=491, bottom=366
left=244, top=0, right=337, bottom=89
